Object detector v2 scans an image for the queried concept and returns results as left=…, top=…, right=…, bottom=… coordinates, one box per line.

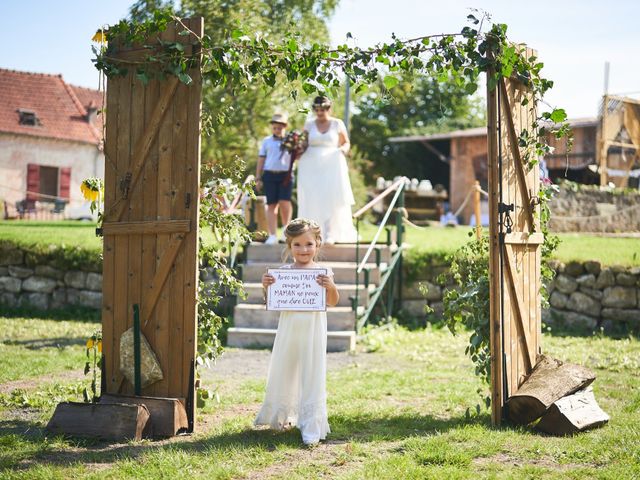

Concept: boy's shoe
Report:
left=265, top=235, right=278, bottom=245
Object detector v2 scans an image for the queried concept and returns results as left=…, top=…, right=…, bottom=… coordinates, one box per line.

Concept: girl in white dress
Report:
left=254, top=218, right=338, bottom=445
left=297, top=96, right=358, bottom=243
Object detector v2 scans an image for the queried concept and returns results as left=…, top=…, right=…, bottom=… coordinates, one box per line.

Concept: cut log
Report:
left=506, top=355, right=596, bottom=425
left=100, top=394, right=188, bottom=437
left=47, top=402, right=149, bottom=441
left=535, top=386, right=609, bottom=435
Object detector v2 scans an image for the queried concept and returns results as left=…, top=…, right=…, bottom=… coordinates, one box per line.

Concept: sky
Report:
left=1, top=0, right=639, bottom=119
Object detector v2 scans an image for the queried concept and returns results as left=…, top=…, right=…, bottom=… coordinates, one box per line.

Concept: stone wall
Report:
left=402, top=259, right=639, bottom=332
left=548, top=185, right=640, bottom=233
left=0, top=247, right=102, bottom=310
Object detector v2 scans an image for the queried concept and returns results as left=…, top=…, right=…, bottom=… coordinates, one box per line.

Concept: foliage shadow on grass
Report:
left=0, top=306, right=100, bottom=323
left=1, top=337, right=86, bottom=350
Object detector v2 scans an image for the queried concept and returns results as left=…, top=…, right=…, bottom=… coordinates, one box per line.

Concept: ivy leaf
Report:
left=231, top=29, right=244, bottom=39
left=177, top=72, right=193, bottom=85
left=383, top=76, right=398, bottom=89
left=548, top=108, right=567, bottom=123
left=302, top=82, right=316, bottom=94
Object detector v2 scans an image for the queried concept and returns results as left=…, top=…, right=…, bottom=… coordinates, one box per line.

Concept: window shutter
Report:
left=59, top=167, right=71, bottom=200
left=26, top=164, right=40, bottom=201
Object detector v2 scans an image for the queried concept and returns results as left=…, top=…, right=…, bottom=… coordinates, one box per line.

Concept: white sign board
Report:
left=266, top=268, right=327, bottom=312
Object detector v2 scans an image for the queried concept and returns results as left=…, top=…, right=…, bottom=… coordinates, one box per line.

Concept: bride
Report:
left=297, top=96, right=358, bottom=243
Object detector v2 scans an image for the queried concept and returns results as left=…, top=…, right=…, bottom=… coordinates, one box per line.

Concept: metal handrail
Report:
left=353, top=177, right=405, bottom=219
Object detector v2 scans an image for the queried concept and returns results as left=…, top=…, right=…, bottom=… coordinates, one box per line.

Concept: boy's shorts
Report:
left=262, top=171, right=293, bottom=204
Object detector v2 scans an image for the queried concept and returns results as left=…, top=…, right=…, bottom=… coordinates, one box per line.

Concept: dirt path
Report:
left=0, top=369, right=85, bottom=395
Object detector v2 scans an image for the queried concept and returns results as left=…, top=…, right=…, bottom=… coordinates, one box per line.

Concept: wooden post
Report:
left=474, top=180, right=482, bottom=240
left=487, top=63, right=503, bottom=426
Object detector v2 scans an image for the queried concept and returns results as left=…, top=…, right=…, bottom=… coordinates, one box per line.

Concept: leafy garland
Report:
left=92, top=8, right=570, bottom=386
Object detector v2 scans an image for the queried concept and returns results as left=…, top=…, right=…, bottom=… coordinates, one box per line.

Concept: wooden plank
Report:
left=47, top=402, right=149, bottom=441
left=503, top=232, right=544, bottom=245
left=180, top=16, right=203, bottom=423
left=154, top=22, right=177, bottom=397
left=506, top=355, right=595, bottom=425
left=111, top=70, right=132, bottom=394
left=142, top=77, right=160, bottom=397
left=108, top=76, right=180, bottom=223
left=487, top=60, right=503, bottom=426
left=500, top=78, right=534, bottom=231
left=102, top=74, right=119, bottom=392
left=503, top=245, right=535, bottom=371
left=141, top=233, right=185, bottom=327
left=102, top=220, right=191, bottom=235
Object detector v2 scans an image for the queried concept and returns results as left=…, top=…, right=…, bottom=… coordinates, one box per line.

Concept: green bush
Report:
left=0, top=240, right=102, bottom=272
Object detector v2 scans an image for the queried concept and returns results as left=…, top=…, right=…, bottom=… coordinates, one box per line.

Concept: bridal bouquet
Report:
left=280, top=130, right=308, bottom=186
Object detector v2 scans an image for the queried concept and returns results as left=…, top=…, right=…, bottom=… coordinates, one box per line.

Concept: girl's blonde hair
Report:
left=282, top=218, right=322, bottom=261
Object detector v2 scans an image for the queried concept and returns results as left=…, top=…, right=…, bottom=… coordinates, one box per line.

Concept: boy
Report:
left=256, top=113, right=293, bottom=244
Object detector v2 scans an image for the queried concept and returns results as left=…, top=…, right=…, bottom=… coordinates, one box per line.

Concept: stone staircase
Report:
left=226, top=242, right=391, bottom=351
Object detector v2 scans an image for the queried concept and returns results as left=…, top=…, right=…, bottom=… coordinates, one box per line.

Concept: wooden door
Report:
left=101, top=18, right=203, bottom=428
left=487, top=47, right=543, bottom=425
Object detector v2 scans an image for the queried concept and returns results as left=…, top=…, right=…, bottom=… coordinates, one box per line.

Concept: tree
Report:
left=130, top=0, right=340, bottom=179
left=350, top=75, right=486, bottom=184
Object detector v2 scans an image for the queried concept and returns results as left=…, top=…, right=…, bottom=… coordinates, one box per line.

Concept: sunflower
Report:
left=81, top=178, right=102, bottom=202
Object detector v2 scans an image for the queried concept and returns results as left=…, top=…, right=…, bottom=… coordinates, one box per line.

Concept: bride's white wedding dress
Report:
left=297, top=118, right=358, bottom=243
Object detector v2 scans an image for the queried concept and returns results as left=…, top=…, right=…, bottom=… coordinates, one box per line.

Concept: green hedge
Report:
left=0, top=240, right=102, bottom=272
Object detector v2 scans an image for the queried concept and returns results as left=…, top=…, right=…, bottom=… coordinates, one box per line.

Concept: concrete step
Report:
left=240, top=261, right=384, bottom=284
left=226, top=327, right=356, bottom=352
left=245, top=242, right=392, bottom=264
left=241, top=282, right=374, bottom=307
left=233, top=304, right=357, bottom=331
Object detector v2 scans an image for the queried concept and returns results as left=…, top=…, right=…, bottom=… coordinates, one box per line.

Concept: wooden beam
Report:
left=107, top=76, right=180, bottom=222
left=503, top=232, right=544, bottom=245
left=499, top=79, right=535, bottom=230
left=102, top=220, right=191, bottom=236
left=487, top=61, right=504, bottom=426
left=420, top=140, right=448, bottom=163
left=503, top=245, right=535, bottom=372
left=141, top=233, right=185, bottom=327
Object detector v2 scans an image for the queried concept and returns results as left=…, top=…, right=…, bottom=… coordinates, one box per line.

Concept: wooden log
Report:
left=535, top=386, right=609, bottom=436
left=46, top=402, right=149, bottom=441
left=506, top=355, right=596, bottom=425
left=100, top=394, right=188, bottom=438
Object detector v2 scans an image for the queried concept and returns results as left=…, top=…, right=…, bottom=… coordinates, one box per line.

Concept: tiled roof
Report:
left=0, top=68, right=103, bottom=145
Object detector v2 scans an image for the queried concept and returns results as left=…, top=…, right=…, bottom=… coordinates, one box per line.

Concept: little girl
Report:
left=254, top=218, right=339, bottom=445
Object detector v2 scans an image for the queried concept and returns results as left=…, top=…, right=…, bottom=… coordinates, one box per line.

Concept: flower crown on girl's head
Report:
left=284, top=218, right=322, bottom=243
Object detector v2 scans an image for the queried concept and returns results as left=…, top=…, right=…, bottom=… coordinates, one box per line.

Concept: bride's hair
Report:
left=312, top=96, right=331, bottom=108
left=282, top=218, right=322, bottom=261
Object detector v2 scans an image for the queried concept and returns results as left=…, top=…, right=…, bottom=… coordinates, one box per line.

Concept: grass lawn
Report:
left=0, top=313, right=639, bottom=478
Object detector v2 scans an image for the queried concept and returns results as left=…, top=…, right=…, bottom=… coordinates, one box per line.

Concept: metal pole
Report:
left=474, top=180, right=482, bottom=240
left=395, top=186, right=404, bottom=313
left=600, top=62, right=610, bottom=186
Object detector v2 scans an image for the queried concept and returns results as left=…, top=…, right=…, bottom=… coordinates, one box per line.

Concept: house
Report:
left=387, top=117, right=632, bottom=224
left=0, top=68, right=104, bottom=219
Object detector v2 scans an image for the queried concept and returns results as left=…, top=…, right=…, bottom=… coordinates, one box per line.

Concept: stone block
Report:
left=420, top=281, right=442, bottom=302
left=67, top=288, right=80, bottom=305
left=565, top=261, right=585, bottom=277
left=595, top=269, right=615, bottom=289
left=616, top=273, right=637, bottom=287
left=429, top=301, right=444, bottom=319
left=0, top=292, right=18, bottom=307
left=553, top=309, right=598, bottom=330
left=0, top=267, right=7, bottom=276
left=601, top=308, right=640, bottom=324
left=567, top=291, right=601, bottom=316
left=584, top=261, right=601, bottom=276
left=64, top=271, right=87, bottom=289
left=630, top=267, right=640, bottom=276
left=22, top=292, right=50, bottom=310
left=8, top=266, right=34, bottom=279
left=0, top=249, right=24, bottom=266
left=579, top=287, right=604, bottom=301
left=576, top=274, right=596, bottom=288
left=78, top=290, right=102, bottom=309
left=549, top=291, right=569, bottom=309
left=35, top=265, right=64, bottom=280
left=51, top=288, right=67, bottom=309
left=0, top=276, right=22, bottom=293
left=554, top=274, right=578, bottom=294
left=610, top=265, right=627, bottom=274
left=602, top=286, right=637, bottom=309
left=548, top=260, right=565, bottom=274
left=22, top=276, right=58, bottom=294
left=86, top=273, right=103, bottom=292
left=402, top=299, right=429, bottom=317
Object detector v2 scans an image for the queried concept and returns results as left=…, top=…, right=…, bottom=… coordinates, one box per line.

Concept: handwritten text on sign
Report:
left=266, top=268, right=327, bottom=311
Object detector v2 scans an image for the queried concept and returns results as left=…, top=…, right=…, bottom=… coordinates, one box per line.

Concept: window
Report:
left=17, top=109, right=41, bottom=126
left=26, top=164, right=71, bottom=202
